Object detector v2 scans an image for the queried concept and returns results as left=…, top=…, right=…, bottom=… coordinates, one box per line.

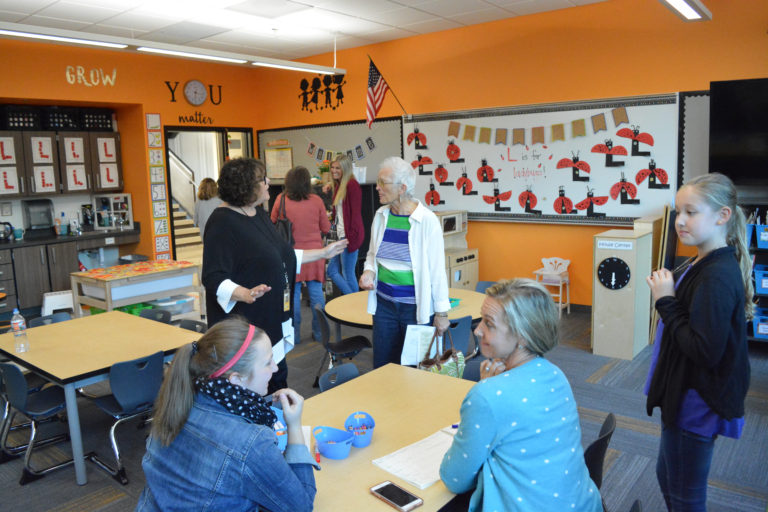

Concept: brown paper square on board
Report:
left=463, top=125, right=476, bottom=141
left=591, top=114, right=607, bottom=133
left=612, top=107, right=629, bottom=127
left=448, top=121, right=460, bottom=138
left=495, top=128, right=508, bottom=145
left=512, top=128, right=525, bottom=145
left=531, top=126, right=545, bottom=145
left=478, top=127, right=491, bottom=144
left=551, top=124, right=565, bottom=142
left=572, top=119, right=586, bottom=137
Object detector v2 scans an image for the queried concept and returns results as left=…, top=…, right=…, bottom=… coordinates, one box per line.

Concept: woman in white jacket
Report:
left=359, top=157, right=451, bottom=368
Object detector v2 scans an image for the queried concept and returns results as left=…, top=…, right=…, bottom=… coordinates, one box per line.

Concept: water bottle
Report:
left=11, top=308, right=29, bottom=353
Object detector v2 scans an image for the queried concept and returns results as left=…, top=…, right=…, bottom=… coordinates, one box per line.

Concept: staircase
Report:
left=173, top=202, right=203, bottom=265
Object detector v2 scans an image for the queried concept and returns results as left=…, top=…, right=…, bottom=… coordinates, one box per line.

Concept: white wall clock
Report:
left=184, top=79, right=207, bottom=106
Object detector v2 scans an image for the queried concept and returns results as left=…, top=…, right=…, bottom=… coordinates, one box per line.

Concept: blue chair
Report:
left=0, top=363, right=73, bottom=485
left=462, top=358, right=483, bottom=382
left=28, top=312, right=71, bottom=328
left=139, top=308, right=172, bottom=324
left=85, top=351, right=164, bottom=485
left=313, top=304, right=371, bottom=387
left=446, top=315, right=475, bottom=359
left=319, top=363, right=359, bottom=392
left=177, top=319, right=207, bottom=333
left=475, top=281, right=495, bottom=294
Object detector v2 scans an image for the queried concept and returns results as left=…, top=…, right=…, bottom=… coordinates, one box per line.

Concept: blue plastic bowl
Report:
left=313, top=426, right=353, bottom=459
left=271, top=406, right=287, bottom=452
left=344, top=411, right=376, bottom=448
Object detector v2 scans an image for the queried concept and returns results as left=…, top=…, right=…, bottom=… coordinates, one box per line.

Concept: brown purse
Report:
left=417, top=329, right=465, bottom=378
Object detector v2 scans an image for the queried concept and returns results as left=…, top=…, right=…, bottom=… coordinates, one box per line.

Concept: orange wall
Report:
left=0, top=39, right=262, bottom=258
left=250, top=0, right=768, bottom=304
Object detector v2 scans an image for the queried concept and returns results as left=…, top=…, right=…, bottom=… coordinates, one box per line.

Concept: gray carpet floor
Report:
left=1, top=303, right=767, bottom=511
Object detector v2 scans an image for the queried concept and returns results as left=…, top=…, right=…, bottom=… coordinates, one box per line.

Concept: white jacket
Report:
left=363, top=201, right=450, bottom=324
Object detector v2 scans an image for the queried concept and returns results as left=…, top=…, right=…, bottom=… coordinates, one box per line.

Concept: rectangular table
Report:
left=0, top=312, right=200, bottom=485
left=302, top=364, right=474, bottom=511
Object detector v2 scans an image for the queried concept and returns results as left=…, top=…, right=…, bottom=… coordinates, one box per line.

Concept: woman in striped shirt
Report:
left=359, top=157, right=451, bottom=368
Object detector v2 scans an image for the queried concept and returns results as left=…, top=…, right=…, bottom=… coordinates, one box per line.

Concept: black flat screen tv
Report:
left=709, top=77, right=768, bottom=203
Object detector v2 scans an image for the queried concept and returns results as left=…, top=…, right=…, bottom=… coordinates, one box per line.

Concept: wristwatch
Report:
left=434, top=312, right=448, bottom=318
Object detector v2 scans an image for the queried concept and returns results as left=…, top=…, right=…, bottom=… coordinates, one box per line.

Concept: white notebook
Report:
left=371, top=429, right=455, bottom=490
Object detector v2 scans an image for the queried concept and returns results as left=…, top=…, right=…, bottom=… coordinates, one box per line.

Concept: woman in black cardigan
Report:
left=202, top=158, right=346, bottom=393
left=645, top=173, right=754, bottom=512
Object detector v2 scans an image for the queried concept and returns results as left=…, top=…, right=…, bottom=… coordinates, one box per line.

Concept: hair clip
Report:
left=191, top=341, right=199, bottom=355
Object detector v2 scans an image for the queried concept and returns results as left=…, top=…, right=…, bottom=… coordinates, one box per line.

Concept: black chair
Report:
left=313, top=304, right=372, bottom=387
left=139, top=308, right=172, bottom=324
left=85, top=351, right=164, bottom=485
left=0, top=363, right=73, bottom=485
left=28, top=312, right=71, bottom=328
left=319, top=363, right=359, bottom=392
left=177, top=319, right=207, bottom=333
left=584, top=412, right=616, bottom=489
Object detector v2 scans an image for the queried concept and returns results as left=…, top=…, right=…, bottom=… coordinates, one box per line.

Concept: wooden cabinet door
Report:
left=21, top=131, right=61, bottom=195
left=0, top=131, right=27, bottom=198
left=47, top=242, right=79, bottom=292
left=58, top=132, right=91, bottom=193
left=12, top=245, right=51, bottom=308
left=89, top=132, right=123, bottom=191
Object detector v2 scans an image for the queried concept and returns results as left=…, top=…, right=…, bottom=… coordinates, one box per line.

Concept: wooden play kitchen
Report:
left=69, top=259, right=204, bottom=318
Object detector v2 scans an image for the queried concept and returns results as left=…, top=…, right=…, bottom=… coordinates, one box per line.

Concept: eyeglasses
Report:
left=377, top=179, right=398, bottom=187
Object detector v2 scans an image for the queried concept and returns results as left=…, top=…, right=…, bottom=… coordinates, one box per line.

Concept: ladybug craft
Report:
left=434, top=164, right=453, bottom=186
left=553, top=186, right=575, bottom=214
left=575, top=187, right=608, bottom=218
left=476, top=159, right=498, bottom=183
left=410, top=153, right=433, bottom=176
left=610, top=172, right=640, bottom=205
left=617, top=125, right=654, bottom=157
left=518, top=186, right=541, bottom=215
left=483, top=185, right=512, bottom=212
left=407, top=127, right=428, bottom=150
left=456, top=168, right=477, bottom=196
left=446, top=140, right=465, bottom=163
left=635, top=159, right=669, bottom=189
left=591, top=139, right=627, bottom=167
left=556, top=151, right=591, bottom=182
left=425, top=180, right=444, bottom=206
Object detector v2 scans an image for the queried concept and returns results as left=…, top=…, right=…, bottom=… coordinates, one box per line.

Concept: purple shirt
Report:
left=644, top=265, right=744, bottom=439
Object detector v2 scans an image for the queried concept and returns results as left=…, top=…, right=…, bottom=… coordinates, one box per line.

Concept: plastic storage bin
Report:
left=755, top=265, right=768, bottom=295
left=747, top=223, right=755, bottom=248
left=313, top=426, right=353, bottom=459
left=147, top=295, right=194, bottom=315
left=344, top=411, right=376, bottom=448
left=753, top=309, right=768, bottom=340
left=757, top=225, right=768, bottom=249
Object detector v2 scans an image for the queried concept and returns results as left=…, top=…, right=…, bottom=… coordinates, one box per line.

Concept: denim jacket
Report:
left=136, top=393, right=318, bottom=511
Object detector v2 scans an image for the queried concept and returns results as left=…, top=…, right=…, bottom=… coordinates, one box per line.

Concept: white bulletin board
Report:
left=404, top=94, right=679, bottom=225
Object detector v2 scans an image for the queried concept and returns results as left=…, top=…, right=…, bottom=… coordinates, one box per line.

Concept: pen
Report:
left=451, top=424, right=459, bottom=429
left=314, top=443, right=321, bottom=463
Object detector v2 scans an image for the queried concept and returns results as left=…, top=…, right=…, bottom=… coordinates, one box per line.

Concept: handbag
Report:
left=417, top=328, right=466, bottom=379
left=274, top=193, right=294, bottom=246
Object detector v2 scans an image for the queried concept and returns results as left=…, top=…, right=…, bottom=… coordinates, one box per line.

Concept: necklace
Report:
left=238, top=206, right=253, bottom=216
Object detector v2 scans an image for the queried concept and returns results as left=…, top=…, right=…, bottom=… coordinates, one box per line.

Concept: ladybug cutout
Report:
left=591, top=139, right=627, bottom=167
left=635, top=159, right=670, bottom=189
left=425, top=180, right=444, bottom=205
left=518, top=186, right=541, bottom=215
left=446, top=140, right=464, bottom=163
left=434, top=164, right=453, bottom=186
left=477, top=159, right=498, bottom=183
left=553, top=186, right=575, bottom=214
left=456, top=168, right=477, bottom=196
left=617, top=125, right=654, bottom=157
left=410, top=153, right=433, bottom=175
left=483, top=185, right=512, bottom=212
left=610, top=172, right=640, bottom=204
left=556, top=151, right=591, bottom=182
left=575, top=187, right=608, bottom=218
left=407, top=127, right=428, bottom=149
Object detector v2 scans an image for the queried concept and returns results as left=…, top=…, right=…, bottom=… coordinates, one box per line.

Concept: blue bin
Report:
left=271, top=406, right=287, bottom=452
left=757, top=225, right=768, bottom=249
left=345, top=411, right=376, bottom=448
left=753, top=310, right=768, bottom=340
left=755, top=265, right=768, bottom=295
left=313, top=426, right=353, bottom=459
left=747, top=223, right=755, bottom=248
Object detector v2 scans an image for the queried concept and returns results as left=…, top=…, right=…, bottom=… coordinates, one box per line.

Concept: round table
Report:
left=324, top=288, right=486, bottom=328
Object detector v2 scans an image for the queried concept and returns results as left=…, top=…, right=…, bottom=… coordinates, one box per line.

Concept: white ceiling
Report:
left=0, top=0, right=608, bottom=62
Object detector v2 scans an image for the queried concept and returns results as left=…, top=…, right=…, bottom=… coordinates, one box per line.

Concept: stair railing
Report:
left=168, top=149, right=198, bottom=217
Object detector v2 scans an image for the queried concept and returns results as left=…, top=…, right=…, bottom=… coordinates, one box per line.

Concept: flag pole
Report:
left=368, top=55, right=408, bottom=116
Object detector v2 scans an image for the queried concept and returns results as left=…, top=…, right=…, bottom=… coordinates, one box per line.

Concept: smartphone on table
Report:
left=370, top=481, right=423, bottom=511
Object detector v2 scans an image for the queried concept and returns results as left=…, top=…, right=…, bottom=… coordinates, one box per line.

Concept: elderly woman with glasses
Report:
left=203, top=158, right=347, bottom=393
left=359, top=156, right=451, bottom=368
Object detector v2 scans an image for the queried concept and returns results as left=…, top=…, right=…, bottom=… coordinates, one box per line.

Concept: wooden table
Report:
left=303, top=364, right=473, bottom=511
left=70, top=260, right=204, bottom=318
left=325, top=288, right=486, bottom=329
left=0, top=312, right=200, bottom=485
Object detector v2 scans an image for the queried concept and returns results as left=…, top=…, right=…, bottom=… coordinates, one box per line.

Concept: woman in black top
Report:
left=203, top=158, right=347, bottom=393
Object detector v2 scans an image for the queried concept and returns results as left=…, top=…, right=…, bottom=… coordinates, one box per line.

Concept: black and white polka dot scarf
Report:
left=194, top=377, right=277, bottom=427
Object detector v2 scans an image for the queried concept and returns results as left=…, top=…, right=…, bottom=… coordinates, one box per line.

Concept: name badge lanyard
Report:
left=283, top=262, right=290, bottom=312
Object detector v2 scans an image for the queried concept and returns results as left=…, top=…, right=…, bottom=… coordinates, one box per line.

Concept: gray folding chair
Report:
left=319, top=363, right=359, bottom=392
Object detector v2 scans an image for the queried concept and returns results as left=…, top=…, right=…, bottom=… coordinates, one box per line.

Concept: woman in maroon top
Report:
left=326, top=155, right=364, bottom=295
left=271, top=166, right=330, bottom=343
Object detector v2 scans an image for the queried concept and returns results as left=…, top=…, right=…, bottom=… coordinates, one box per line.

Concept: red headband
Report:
left=210, top=324, right=255, bottom=378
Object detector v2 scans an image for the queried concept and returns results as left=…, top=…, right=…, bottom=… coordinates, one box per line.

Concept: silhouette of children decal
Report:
left=333, top=74, right=346, bottom=108
left=310, top=77, right=321, bottom=112
left=322, top=75, right=333, bottom=110
left=298, top=78, right=310, bottom=111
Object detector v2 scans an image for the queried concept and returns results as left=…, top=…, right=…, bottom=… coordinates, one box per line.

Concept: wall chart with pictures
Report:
left=403, top=94, right=679, bottom=225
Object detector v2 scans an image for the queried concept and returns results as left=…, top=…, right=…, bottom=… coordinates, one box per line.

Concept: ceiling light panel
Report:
left=227, top=0, right=312, bottom=19
left=314, top=0, right=402, bottom=19
left=276, top=8, right=389, bottom=33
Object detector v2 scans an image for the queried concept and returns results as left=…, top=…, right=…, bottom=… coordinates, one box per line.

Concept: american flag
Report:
left=366, top=60, right=390, bottom=128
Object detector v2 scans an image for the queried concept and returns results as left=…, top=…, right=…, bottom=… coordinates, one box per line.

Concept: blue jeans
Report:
left=657, top=423, right=716, bottom=512
left=372, top=297, right=433, bottom=369
left=293, top=280, right=325, bottom=342
left=327, top=248, right=359, bottom=295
